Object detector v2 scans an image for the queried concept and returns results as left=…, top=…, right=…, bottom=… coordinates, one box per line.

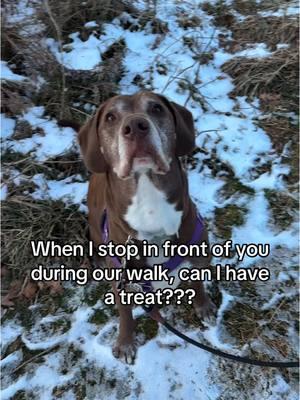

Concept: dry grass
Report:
left=2, top=33, right=125, bottom=123
left=0, top=0, right=131, bottom=286
left=220, top=8, right=299, bottom=191
left=1, top=197, right=88, bottom=275
left=222, top=294, right=299, bottom=358
left=2, top=148, right=89, bottom=181
left=260, top=117, right=299, bottom=187
left=230, top=15, right=299, bottom=51
left=233, top=0, right=283, bottom=15
left=1, top=148, right=89, bottom=279
left=258, top=117, right=298, bottom=152
left=265, top=189, right=299, bottom=230
left=214, top=204, right=247, bottom=239
left=222, top=49, right=299, bottom=112
left=201, top=1, right=235, bottom=28
left=223, top=302, right=264, bottom=343
left=1, top=80, right=34, bottom=116
left=2, top=1, right=127, bottom=123
left=37, top=0, right=135, bottom=41
left=223, top=46, right=299, bottom=185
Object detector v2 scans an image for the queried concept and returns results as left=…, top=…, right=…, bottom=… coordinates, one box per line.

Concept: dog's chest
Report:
left=124, top=174, right=182, bottom=240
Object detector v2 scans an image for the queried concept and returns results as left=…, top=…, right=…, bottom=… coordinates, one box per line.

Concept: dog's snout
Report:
left=123, top=117, right=150, bottom=139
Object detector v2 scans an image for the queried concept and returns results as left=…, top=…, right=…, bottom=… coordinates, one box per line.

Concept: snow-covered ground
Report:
left=1, top=0, right=299, bottom=399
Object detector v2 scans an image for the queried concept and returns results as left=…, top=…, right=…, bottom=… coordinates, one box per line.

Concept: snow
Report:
left=1, top=376, right=28, bottom=400
left=5, top=0, right=35, bottom=24
left=202, top=290, right=237, bottom=351
left=234, top=43, right=273, bottom=58
left=1, top=61, right=26, bottom=81
left=46, top=34, right=104, bottom=70
left=1, top=322, right=23, bottom=354
left=189, top=166, right=225, bottom=217
left=0, top=349, right=23, bottom=369
left=32, top=174, right=88, bottom=207
left=246, top=160, right=290, bottom=191
left=261, top=292, right=297, bottom=310
left=232, top=192, right=298, bottom=266
left=1, top=184, right=8, bottom=200
left=84, top=21, right=99, bottom=28
left=195, top=111, right=274, bottom=179
left=9, top=107, right=76, bottom=160
left=133, top=337, right=216, bottom=399
left=1, top=354, right=74, bottom=400
left=1, top=115, right=16, bottom=139
left=259, top=5, right=299, bottom=18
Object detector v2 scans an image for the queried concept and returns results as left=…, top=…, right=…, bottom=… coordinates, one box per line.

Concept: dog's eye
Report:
left=105, top=112, right=116, bottom=123
left=152, top=103, right=163, bottom=113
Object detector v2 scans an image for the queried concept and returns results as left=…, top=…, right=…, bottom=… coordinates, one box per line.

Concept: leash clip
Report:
left=117, top=234, right=136, bottom=291
left=125, top=234, right=134, bottom=245
left=117, top=256, right=128, bottom=291
left=125, top=282, right=144, bottom=293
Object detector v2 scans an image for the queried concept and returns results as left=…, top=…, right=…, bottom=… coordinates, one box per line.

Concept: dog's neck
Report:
left=105, top=159, right=190, bottom=242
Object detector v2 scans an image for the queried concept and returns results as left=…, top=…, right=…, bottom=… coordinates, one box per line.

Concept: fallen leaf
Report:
left=22, top=281, right=38, bottom=300
left=1, top=295, right=15, bottom=307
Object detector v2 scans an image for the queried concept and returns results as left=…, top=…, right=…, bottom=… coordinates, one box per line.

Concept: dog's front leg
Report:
left=111, top=282, right=137, bottom=364
left=190, top=281, right=217, bottom=322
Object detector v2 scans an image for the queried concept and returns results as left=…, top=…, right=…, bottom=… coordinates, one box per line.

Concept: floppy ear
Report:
left=170, top=101, right=196, bottom=156
left=157, top=95, right=196, bottom=156
left=78, top=105, right=108, bottom=173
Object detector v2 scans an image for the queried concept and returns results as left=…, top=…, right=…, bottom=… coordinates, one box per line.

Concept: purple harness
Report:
left=101, top=209, right=204, bottom=293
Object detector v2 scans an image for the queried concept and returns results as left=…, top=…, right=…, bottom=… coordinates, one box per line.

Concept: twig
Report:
left=199, top=129, right=224, bottom=134
left=12, top=345, right=60, bottom=374
left=161, top=62, right=197, bottom=93
left=43, top=0, right=66, bottom=119
left=19, top=273, right=29, bottom=296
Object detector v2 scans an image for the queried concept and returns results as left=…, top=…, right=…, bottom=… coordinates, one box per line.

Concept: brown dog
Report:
left=78, top=91, right=215, bottom=363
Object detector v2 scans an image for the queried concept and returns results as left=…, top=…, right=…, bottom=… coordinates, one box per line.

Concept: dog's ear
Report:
left=78, top=105, right=108, bottom=173
left=158, top=95, right=196, bottom=156
left=170, top=101, right=196, bottom=156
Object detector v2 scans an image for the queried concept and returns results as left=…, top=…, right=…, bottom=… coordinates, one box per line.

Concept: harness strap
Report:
left=101, top=209, right=122, bottom=270
left=101, top=209, right=204, bottom=301
left=164, top=213, right=204, bottom=271
left=101, top=209, right=204, bottom=271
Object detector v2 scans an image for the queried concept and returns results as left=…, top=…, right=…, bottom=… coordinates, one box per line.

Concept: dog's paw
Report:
left=112, top=340, right=137, bottom=364
left=194, top=297, right=217, bottom=324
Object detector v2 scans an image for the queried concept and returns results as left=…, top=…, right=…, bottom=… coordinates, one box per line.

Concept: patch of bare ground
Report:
left=201, top=1, right=236, bottom=28
left=1, top=197, right=88, bottom=272
left=36, top=38, right=125, bottom=123
left=222, top=49, right=298, bottom=111
left=221, top=5, right=299, bottom=193
left=2, top=1, right=128, bottom=124
left=0, top=195, right=91, bottom=312
left=2, top=148, right=89, bottom=181
left=1, top=80, right=34, bottom=116
left=214, top=252, right=298, bottom=398
left=232, top=0, right=292, bottom=15
left=228, top=15, right=299, bottom=52
left=259, top=116, right=299, bottom=186
left=223, top=45, right=299, bottom=189
left=36, top=0, right=136, bottom=41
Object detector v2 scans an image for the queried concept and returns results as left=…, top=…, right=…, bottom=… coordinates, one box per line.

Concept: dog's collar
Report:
left=101, top=209, right=204, bottom=286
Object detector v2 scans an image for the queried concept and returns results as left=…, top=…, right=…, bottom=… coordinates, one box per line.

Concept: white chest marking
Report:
left=124, top=174, right=182, bottom=240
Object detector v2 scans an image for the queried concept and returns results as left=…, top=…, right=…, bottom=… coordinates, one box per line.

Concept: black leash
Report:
left=99, top=210, right=299, bottom=369
left=147, top=308, right=299, bottom=368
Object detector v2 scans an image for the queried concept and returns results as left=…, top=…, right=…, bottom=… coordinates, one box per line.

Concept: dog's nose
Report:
left=123, top=118, right=150, bottom=139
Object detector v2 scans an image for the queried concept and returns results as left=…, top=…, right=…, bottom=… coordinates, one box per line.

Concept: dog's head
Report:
left=78, top=91, right=195, bottom=179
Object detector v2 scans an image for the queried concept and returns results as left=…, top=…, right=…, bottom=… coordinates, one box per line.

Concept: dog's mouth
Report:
left=117, top=145, right=170, bottom=179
